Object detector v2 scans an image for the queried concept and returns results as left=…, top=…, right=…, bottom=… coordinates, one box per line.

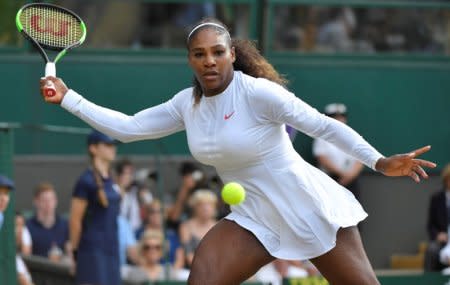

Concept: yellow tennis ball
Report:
left=221, top=182, right=246, bottom=205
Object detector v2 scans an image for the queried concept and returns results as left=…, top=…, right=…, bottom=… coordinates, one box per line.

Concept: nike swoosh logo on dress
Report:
left=224, top=111, right=235, bottom=120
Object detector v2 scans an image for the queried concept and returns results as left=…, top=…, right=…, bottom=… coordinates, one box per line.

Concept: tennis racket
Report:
left=16, top=3, right=86, bottom=97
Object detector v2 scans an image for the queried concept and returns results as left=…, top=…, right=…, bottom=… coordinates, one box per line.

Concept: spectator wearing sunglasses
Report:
left=124, top=229, right=188, bottom=282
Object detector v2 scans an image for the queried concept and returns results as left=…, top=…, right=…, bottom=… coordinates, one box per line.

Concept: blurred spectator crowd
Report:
left=51, top=1, right=250, bottom=49
left=1, top=1, right=449, bottom=54
left=9, top=156, right=321, bottom=284
left=273, top=6, right=450, bottom=54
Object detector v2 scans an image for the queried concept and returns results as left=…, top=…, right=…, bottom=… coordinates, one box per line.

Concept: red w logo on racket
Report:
left=31, top=15, right=70, bottom=37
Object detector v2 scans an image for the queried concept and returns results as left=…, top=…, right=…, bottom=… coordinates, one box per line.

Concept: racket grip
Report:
left=45, top=62, right=56, bottom=77
left=44, top=62, right=56, bottom=97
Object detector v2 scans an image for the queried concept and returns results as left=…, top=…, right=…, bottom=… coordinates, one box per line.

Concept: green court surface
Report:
left=284, top=273, right=450, bottom=285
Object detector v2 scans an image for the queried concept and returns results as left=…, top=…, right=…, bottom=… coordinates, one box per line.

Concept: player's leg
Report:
left=188, top=219, right=275, bottom=285
left=310, top=226, right=380, bottom=285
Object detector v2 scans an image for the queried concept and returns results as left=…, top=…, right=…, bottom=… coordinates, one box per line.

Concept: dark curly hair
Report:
left=187, top=18, right=287, bottom=105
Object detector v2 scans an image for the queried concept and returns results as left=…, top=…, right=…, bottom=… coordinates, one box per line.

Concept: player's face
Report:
left=0, top=187, right=10, bottom=212
left=188, top=28, right=235, bottom=97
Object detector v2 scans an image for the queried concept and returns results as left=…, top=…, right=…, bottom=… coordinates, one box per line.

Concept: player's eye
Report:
left=214, top=50, right=225, bottom=56
left=193, top=52, right=204, bottom=58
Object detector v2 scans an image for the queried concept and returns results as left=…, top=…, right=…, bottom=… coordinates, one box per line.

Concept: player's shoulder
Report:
left=240, top=72, right=289, bottom=99
left=240, top=73, right=292, bottom=107
left=174, top=87, right=193, bottom=98
left=170, top=87, right=194, bottom=107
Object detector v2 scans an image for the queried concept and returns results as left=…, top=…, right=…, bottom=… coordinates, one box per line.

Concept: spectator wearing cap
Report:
left=312, top=103, right=364, bottom=200
left=69, top=130, right=122, bottom=285
left=424, top=163, right=450, bottom=272
left=0, top=178, right=32, bottom=285
left=0, top=174, right=14, bottom=230
left=26, top=182, right=69, bottom=260
left=0, top=176, right=33, bottom=256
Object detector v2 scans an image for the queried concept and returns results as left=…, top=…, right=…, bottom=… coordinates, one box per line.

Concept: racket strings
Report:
left=20, top=6, right=83, bottom=48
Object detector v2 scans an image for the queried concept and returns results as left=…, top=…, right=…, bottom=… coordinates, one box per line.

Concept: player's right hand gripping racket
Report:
left=16, top=3, right=86, bottom=97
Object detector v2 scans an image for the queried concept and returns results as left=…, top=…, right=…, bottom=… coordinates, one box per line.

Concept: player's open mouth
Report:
left=203, top=71, right=219, bottom=80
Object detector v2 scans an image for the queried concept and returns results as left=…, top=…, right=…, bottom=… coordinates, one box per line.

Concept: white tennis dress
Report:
left=61, top=71, right=384, bottom=260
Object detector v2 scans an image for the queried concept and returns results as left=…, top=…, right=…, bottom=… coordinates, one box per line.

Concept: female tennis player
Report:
left=40, top=19, right=436, bottom=285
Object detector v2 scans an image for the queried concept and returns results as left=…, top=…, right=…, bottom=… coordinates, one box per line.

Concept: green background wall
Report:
left=1, top=51, right=448, bottom=167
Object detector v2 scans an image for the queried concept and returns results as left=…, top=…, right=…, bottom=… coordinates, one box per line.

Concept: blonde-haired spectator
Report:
left=123, top=229, right=188, bottom=282
left=180, top=189, right=218, bottom=268
left=135, top=199, right=184, bottom=268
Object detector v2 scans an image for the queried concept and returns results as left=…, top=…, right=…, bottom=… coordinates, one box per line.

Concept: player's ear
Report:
left=230, top=46, right=236, bottom=63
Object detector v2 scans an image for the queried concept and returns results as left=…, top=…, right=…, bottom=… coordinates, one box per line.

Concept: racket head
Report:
left=16, top=3, right=86, bottom=53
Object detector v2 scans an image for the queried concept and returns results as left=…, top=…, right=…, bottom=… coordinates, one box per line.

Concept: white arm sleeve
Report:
left=251, top=79, right=384, bottom=170
left=61, top=90, right=185, bottom=143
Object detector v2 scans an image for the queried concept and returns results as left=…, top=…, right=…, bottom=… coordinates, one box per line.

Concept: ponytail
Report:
left=89, top=156, right=109, bottom=208
left=192, top=39, right=287, bottom=105
left=232, top=38, right=287, bottom=86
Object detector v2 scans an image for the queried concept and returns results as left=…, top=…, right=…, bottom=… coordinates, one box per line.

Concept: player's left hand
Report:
left=375, top=145, right=436, bottom=183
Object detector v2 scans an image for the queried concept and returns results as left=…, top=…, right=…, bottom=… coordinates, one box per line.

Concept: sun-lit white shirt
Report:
left=313, top=138, right=360, bottom=173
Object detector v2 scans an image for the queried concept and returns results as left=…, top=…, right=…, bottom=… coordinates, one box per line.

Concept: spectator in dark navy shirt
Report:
left=70, top=130, right=121, bottom=285
left=26, top=182, right=69, bottom=259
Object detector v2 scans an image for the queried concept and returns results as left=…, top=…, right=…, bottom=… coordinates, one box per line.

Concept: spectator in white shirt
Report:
left=313, top=103, right=364, bottom=200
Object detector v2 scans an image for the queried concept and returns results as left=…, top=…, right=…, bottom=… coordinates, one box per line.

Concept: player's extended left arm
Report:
left=268, top=90, right=436, bottom=180
left=254, top=81, right=384, bottom=170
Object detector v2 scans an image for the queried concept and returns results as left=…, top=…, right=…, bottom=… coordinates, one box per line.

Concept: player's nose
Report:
left=204, top=54, right=216, bottom=67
